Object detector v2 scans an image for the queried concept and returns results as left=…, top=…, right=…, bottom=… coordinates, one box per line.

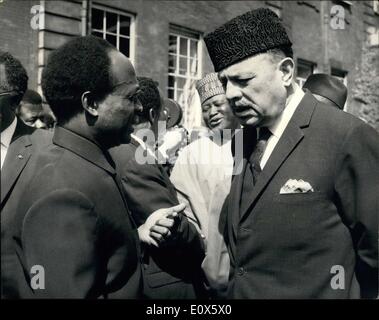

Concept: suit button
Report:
left=237, top=267, right=245, bottom=276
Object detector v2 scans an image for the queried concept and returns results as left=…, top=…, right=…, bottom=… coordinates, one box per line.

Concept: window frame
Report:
left=89, top=3, right=136, bottom=63
left=167, top=28, right=202, bottom=104
left=373, top=0, right=379, bottom=14
left=296, top=58, right=317, bottom=88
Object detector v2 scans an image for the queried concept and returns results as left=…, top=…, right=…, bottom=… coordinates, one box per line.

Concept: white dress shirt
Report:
left=260, top=84, right=305, bottom=169
left=1, top=117, right=17, bottom=169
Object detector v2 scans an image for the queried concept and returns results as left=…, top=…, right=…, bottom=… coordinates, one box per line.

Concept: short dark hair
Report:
left=22, top=89, right=42, bottom=104
left=136, top=76, right=161, bottom=120
left=41, top=35, right=115, bottom=124
left=0, top=51, right=28, bottom=106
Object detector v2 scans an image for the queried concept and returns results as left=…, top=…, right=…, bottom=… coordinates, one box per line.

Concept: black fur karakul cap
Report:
left=204, top=8, right=292, bottom=72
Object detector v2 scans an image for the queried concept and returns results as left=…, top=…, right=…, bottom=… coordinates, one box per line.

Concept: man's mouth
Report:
left=233, top=104, right=257, bottom=119
left=209, top=117, right=223, bottom=127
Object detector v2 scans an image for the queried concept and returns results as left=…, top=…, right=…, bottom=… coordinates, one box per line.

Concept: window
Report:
left=367, top=26, right=379, bottom=46
left=90, top=5, right=135, bottom=62
left=296, top=59, right=317, bottom=87
left=265, top=1, right=282, bottom=18
left=373, top=0, right=379, bottom=14
left=167, top=27, right=201, bottom=106
left=333, top=0, right=353, bottom=8
left=331, top=68, right=348, bottom=86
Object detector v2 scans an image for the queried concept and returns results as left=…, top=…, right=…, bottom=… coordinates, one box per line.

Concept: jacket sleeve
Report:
left=21, top=189, right=101, bottom=298
left=334, top=122, right=379, bottom=298
left=121, top=160, right=178, bottom=226
left=121, top=157, right=205, bottom=266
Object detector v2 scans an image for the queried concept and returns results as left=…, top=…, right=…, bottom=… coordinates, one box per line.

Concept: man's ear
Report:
left=81, top=91, right=98, bottom=117
left=148, top=108, right=155, bottom=125
left=279, top=57, right=295, bottom=86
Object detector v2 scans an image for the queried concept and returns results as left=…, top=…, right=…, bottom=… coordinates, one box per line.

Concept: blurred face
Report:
left=18, top=102, right=48, bottom=129
left=202, top=94, right=239, bottom=132
left=219, top=53, right=290, bottom=128
left=95, top=50, right=142, bottom=144
left=152, top=87, right=166, bottom=138
left=0, top=64, right=16, bottom=131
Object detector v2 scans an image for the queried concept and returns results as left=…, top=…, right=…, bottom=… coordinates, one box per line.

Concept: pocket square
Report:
left=280, top=179, right=314, bottom=194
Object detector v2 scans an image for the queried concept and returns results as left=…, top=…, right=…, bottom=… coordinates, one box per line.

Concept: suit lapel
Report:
left=1, top=121, right=34, bottom=205
left=226, top=159, right=248, bottom=263
left=239, top=92, right=317, bottom=222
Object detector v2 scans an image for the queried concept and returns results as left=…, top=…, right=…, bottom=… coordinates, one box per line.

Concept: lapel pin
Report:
left=17, top=154, right=23, bottom=159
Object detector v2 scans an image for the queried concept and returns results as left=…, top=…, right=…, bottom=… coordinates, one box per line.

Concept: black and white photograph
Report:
left=1, top=0, right=378, bottom=312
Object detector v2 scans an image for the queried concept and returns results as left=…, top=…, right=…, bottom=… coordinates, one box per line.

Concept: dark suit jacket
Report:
left=1, top=119, right=52, bottom=298
left=223, top=92, right=379, bottom=299
left=3, top=126, right=142, bottom=298
left=110, top=141, right=206, bottom=299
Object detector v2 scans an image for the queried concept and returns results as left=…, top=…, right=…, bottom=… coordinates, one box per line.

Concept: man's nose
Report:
left=209, top=105, right=218, bottom=117
left=225, top=81, right=241, bottom=102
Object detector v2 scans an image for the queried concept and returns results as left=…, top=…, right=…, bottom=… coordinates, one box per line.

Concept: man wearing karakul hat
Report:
left=204, top=8, right=378, bottom=299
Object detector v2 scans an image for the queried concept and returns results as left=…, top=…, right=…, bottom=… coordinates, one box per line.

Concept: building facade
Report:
left=1, top=0, right=378, bottom=130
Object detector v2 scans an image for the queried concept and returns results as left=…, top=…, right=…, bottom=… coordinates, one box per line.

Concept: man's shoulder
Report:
left=311, top=101, right=370, bottom=134
left=110, top=143, right=137, bottom=163
left=29, top=128, right=53, bottom=146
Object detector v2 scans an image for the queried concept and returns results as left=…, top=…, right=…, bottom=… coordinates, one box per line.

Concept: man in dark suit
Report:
left=2, top=36, right=181, bottom=298
left=1, top=52, right=52, bottom=298
left=110, top=77, right=205, bottom=299
left=204, top=8, right=379, bottom=298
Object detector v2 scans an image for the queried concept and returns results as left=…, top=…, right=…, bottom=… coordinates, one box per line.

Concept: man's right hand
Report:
left=138, top=203, right=185, bottom=247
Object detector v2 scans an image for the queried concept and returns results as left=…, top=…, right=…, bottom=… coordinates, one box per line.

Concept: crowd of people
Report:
left=1, top=8, right=378, bottom=299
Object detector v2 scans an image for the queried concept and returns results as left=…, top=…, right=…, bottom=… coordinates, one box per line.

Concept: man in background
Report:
left=1, top=51, right=51, bottom=298
left=16, top=89, right=55, bottom=129
left=170, top=72, right=240, bottom=298
left=110, top=77, right=205, bottom=299
left=303, top=73, right=347, bottom=110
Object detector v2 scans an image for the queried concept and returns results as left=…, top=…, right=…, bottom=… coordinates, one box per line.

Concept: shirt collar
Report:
left=268, top=83, right=305, bottom=139
left=1, top=117, right=17, bottom=148
left=53, top=126, right=116, bottom=175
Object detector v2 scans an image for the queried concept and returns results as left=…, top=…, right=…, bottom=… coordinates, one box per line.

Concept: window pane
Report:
left=168, top=76, right=175, bottom=88
left=91, top=8, right=103, bottom=31
left=168, top=54, right=177, bottom=73
left=119, top=37, right=130, bottom=57
left=179, top=57, right=187, bottom=75
left=92, top=31, right=104, bottom=39
left=106, top=12, right=118, bottom=34
left=190, top=40, right=197, bottom=58
left=177, top=77, right=187, bottom=90
left=168, top=89, right=175, bottom=99
left=297, top=64, right=312, bottom=79
left=179, top=37, right=188, bottom=56
left=177, top=90, right=186, bottom=105
left=189, top=58, right=198, bottom=76
left=105, top=34, right=117, bottom=48
left=169, top=35, right=177, bottom=54
left=119, top=15, right=130, bottom=36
